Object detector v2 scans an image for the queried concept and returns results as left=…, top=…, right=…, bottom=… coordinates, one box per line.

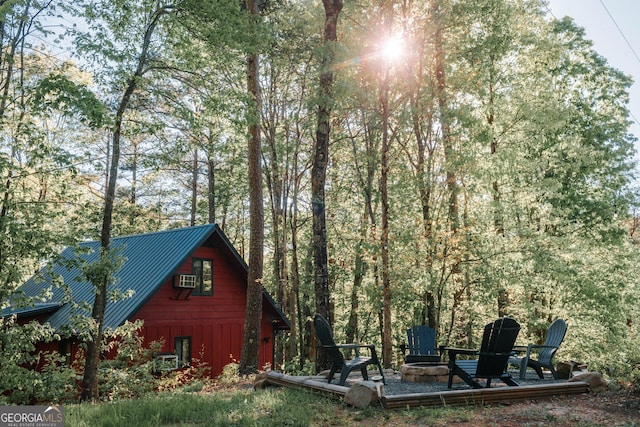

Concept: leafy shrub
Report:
left=0, top=318, right=212, bottom=404
left=0, top=318, right=72, bottom=405
left=33, top=352, right=80, bottom=403
left=216, top=362, right=240, bottom=386
left=156, top=356, right=212, bottom=392
left=281, top=357, right=316, bottom=376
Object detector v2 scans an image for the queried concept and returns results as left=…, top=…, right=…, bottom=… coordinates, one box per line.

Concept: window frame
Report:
left=191, top=257, right=213, bottom=296
left=174, top=336, right=192, bottom=367
left=58, top=339, right=72, bottom=366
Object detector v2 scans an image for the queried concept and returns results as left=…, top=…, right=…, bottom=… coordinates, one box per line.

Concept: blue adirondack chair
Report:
left=509, top=318, right=567, bottom=380
left=401, top=325, right=440, bottom=363
left=314, top=314, right=385, bottom=385
left=444, top=317, right=521, bottom=389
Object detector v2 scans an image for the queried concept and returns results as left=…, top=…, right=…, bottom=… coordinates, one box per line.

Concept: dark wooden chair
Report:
left=509, top=318, right=567, bottom=380
left=400, top=325, right=440, bottom=363
left=313, top=313, right=385, bottom=385
left=444, top=317, right=521, bottom=389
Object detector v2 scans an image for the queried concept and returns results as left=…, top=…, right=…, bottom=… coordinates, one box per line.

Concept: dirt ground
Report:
left=396, top=389, right=640, bottom=426
left=332, top=389, right=640, bottom=426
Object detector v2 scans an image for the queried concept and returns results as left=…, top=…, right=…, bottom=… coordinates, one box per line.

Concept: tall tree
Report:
left=73, top=1, right=174, bottom=400
left=378, top=0, right=394, bottom=369
left=312, top=0, right=343, bottom=370
left=239, top=0, right=264, bottom=375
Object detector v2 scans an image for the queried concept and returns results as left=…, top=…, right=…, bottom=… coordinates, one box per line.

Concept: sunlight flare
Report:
left=379, top=35, right=405, bottom=63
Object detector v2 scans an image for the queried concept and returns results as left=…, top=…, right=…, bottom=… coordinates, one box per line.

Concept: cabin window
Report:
left=192, top=258, right=213, bottom=296
left=175, top=336, right=191, bottom=367
left=58, top=339, right=72, bottom=366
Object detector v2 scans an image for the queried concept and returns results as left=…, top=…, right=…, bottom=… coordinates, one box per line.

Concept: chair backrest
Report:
left=476, top=317, right=520, bottom=377
left=539, top=318, right=567, bottom=364
left=314, top=314, right=344, bottom=364
left=406, top=326, right=436, bottom=355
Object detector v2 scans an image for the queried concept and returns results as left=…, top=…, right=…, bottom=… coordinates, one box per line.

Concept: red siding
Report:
left=130, top=245, right=274, bottom=377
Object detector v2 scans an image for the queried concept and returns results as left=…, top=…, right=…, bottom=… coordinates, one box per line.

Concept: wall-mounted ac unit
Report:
left=153, top=353, right=179, bottom=372
left=175, top=274, right=196, bottom=289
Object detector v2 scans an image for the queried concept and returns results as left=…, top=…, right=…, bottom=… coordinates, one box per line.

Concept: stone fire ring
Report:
left=400, top=362, right=450, bottom=383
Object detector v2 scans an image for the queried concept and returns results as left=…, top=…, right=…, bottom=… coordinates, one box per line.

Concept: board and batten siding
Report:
left=130, top=245, right=274, bottom=377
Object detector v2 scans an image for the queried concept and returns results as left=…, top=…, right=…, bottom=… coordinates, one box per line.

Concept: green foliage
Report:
left=31, top=74, right=106, bottom=128
left=0, top=317, right=216, bottom=405
left=34, top=352, right=80, bottom=403
left=281, top=357, right=316, bottom=377
left=216, top=362, right=241, bottom=386
left=98, top=363, right=156, bottom=401
left=0, top=318, right=77, bottom=405
left=97, top=321, right=157, bottom=400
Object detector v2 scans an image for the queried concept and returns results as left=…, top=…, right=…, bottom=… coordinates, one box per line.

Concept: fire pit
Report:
left=400, top=361, right=450, bottom=383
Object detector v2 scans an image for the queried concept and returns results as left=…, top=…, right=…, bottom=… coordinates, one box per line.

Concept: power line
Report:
left=598, top=0, right=640, bottom=127
left=599, top=0, right=640, bottom=67
left=547, top=1, right=639, bottom=127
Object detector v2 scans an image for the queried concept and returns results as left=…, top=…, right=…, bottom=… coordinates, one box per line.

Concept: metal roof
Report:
left=5, top=224, right=290, bottom=331
left=7, top=302, right=64, bottom=318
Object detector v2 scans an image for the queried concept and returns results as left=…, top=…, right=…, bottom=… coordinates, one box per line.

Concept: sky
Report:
left=546, top=0, right=640, bottom=164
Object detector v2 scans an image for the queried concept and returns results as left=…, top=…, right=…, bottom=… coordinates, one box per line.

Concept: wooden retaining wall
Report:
left=258, top=371, right=349, bottom=398
left=381, top=381, right=590, bottom=409
left=257, top=371, right=590, bottom=409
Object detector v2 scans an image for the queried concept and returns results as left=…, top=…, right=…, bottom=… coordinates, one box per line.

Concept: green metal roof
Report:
left=5, top=224, right=289, bottom=331
left=8, top=302, right=64, bottom=319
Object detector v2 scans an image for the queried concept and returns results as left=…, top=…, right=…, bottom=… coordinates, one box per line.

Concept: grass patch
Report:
left=63, top=384, right=638, bottom=426
left=64, top=385, right=478, bottom=427
left=65, top=387, right=337, bottom=427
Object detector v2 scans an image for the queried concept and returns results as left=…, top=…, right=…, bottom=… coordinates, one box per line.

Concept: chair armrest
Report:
left=442, top=347, right=479, bottom=356
left=478, top=351, right=516, bottom=357
left=442, top=347, right=479, bottom=364
left=334, top=343, right=375, bottom=350
left=514, top=344, right=558, bottom=358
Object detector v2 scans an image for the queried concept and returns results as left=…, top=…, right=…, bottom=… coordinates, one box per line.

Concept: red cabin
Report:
left=5, top=224, right=289, bottom=377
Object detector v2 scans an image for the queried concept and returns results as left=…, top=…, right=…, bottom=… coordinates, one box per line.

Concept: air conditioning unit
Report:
left=153, top=353, right=179, bottom=372
left=175, top=274, right=196, bottom=289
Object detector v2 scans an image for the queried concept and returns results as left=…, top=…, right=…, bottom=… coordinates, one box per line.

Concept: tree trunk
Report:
left=80, top=7, right=166, bottom=401
left=433, top=1, right=458, bottom=236
left=486, top=54, right=509, bottom=316
left=312, top=0, right=343, bottom=372
left=301, top=244, right=314, bottom=365
left=80, top=81, right=129, bottom=401
left=264, top=106, right=287, bottom=368
left=287, top=177, right=301, bottom=363
left=207, top=145, right=216, bottom=224
left=379, top=70, right=392, bottom=368
left=190, top=150, right=198, bottom=226
left=285, top=142, right=305, bottom=364
left=379, top=1, right=394, bottom=368
left=239, top=0, right=264, bottom=375
left=345, top=211, right=368, bottom=343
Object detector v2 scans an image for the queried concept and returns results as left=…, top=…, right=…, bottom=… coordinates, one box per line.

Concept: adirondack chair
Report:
left=444, top=317, right=521, bottom=389
left=400, top=325, right=440, bottom=363
left=509, top=318, right=567, bottom=380
left=313, top=314, right=385, bottom=385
